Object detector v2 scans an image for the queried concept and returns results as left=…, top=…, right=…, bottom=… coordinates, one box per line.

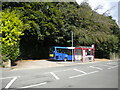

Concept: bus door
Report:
left=61, top=49, right=71, bottom=60
left=61, top=49, right=68, bottom=60
left=56, top=48, right=63, bottom=60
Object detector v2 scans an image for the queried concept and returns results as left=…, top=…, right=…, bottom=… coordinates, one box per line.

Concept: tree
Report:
left=2, top=2, right=120, bottom=60
left=57, top=2, right=119, bottom=58
left=1, top=9, right=26, bottom=62
left=2, top=2, right=65, bottom=59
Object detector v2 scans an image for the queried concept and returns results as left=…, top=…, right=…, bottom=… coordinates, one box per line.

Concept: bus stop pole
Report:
left=71, top=31, right=74, bottom=62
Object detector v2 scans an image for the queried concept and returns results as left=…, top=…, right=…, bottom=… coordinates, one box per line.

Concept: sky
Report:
left=76, top=0, right=119, bottom=25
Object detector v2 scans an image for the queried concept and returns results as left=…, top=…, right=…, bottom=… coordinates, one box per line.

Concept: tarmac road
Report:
left=1, top=60, right=120, bottom=89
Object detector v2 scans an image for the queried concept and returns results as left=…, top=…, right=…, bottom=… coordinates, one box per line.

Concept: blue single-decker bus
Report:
left=49, top=46, right=74, bottom=61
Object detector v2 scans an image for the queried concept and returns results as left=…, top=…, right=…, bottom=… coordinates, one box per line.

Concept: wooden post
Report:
left=3, top=59, right=11, bottom=68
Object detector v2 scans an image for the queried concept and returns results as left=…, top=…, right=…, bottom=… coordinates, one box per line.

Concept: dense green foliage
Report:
left=1, top=9, right=26, bottom=62
left=1, top=2, right=120, bottom=61
left=57, top=2, right=120, bottom=58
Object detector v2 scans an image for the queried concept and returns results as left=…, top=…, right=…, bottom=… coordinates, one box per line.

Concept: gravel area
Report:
left=10, top=58, right=110, bottom=70
left=13, top=60, right=64, bottom=70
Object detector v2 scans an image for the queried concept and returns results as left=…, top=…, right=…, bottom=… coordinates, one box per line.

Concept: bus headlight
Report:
left=49, top=54, right=54, bottom=57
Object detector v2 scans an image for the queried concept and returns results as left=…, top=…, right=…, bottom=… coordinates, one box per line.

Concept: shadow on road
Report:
left=47, top=59, right=72, bottom=62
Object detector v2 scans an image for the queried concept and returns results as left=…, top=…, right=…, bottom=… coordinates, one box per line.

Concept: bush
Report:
left=110, top=52, right=120, bottom=60
left=1, top=9, right=25, bottom=63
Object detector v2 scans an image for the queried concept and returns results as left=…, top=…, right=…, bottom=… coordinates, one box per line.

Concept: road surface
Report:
left=1, top=60, right=119, bottom=89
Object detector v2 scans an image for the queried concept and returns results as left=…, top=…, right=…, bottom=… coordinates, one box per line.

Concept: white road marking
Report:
left=50, top=72, right=60, bottom=80
left=108, top=65, right=118, bottom=69
left=53, top=69, right=72, bottom=73
left=44, top=69, right=72, bottom=74
left=103, top=65, right=112, bottom=67
left=69, top=71, right=98, bottom=79
left=107, top=63, right=113, bottom=64
left=87, top=71, right=99, bottom=74
left=5, top=77, right=18, bottom=88
left=73, top=69, right=87, bottom=74
left=69, top=74, right=86, bottom=78
left=89, top=66, right=103, bottom=70
left=20, top=82, right=47, bottom=88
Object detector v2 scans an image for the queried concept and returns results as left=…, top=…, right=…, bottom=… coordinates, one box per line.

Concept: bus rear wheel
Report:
left=64, top=58, right=67, bottom=62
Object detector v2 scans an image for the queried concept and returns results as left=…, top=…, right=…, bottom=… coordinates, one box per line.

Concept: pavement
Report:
left=1, top=59, right=120, bottom=89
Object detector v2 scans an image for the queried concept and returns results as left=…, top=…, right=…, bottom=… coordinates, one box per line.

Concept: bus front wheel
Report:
left=64, top=58, right=67, bottom=62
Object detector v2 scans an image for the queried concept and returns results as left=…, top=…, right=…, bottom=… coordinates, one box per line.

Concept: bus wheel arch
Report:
left=64, top=57, right=68, bottom=62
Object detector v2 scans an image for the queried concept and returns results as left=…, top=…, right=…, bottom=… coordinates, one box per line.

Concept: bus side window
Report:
left=63, top=49, right=66, bottom=54
left=60, top=49, right=62, bottom=53
left=57, top=48, right=60, bottom=53
left=58, top=49, right=60, bottom=53
left=69, top=49, right=72, bottom=55
left=61, top=49, right=64, bottom=54
left=59, top=49, right=62, bottom=53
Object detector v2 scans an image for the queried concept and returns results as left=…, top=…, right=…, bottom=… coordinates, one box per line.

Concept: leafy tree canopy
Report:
left=1, top=9, right=27, bottom=61
left=1, top=2, right=120, bottom=60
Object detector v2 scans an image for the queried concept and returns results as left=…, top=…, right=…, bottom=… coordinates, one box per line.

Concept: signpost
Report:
left=71, top=31, right=74, bottom=62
